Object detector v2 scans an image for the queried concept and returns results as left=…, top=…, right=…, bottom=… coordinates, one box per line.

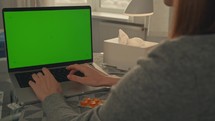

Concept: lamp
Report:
left=124, top=0, right=154, bottom=40
left=164, top=0, right=173, bottom=6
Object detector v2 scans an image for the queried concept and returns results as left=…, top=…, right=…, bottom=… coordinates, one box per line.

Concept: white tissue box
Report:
left=103, top=38, right=158, bottom=70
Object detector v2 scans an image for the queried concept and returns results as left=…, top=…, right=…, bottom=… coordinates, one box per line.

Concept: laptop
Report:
left=2, top=6, right=108, bottom=105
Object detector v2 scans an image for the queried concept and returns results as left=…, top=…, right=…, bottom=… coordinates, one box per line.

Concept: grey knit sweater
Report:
left=43, top=34, right=215, bottom=121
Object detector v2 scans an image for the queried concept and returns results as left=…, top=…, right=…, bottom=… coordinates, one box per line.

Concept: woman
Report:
left=29, top=0, right=215, bottom=120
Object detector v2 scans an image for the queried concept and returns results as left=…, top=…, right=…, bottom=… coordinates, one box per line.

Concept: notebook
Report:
left=2, top=6, right=107, bottom=105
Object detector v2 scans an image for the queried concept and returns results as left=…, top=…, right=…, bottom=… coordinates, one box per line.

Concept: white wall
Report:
left=149, top=0, right=170, bottom=37
left=92, top=19, right=146, bottom=52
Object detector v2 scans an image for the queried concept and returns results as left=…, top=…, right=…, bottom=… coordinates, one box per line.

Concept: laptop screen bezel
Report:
left=2, top=6, right=93, bottom=72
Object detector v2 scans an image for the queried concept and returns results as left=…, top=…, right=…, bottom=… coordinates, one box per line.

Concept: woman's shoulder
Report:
left=137, top=34, right=215, bottom=68
left=148, top=34, right=215, bottom=56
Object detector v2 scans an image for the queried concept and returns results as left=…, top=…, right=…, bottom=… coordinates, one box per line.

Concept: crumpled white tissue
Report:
left=118, top=29, right=145, bottom=48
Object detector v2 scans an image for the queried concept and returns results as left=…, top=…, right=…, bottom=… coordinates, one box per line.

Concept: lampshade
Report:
left=124, top=0, right=154, bottom=16
left=164, top=0, right=173, bottom=6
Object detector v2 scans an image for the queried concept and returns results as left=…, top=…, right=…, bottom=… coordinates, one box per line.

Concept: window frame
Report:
left=54, top=0, right=130, bottom=14
left=53, top=0, right=90, bottom=6
left=94, top=0, right=131, bottom=13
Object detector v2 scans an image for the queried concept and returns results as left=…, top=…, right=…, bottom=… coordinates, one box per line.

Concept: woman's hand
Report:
left=66, top=64, right=119, bottom=87
left=29, top=68, right=62, bottom=102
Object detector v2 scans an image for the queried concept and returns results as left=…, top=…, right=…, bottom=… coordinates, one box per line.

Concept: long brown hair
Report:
left=170, top=0, right=215, bottom=38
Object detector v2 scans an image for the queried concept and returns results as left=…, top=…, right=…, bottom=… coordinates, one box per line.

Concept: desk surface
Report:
left=0, top=58, right=12, bottom=120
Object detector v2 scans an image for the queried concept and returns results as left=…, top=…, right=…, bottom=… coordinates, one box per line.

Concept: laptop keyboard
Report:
left=15, top=67, right=84, bottom=88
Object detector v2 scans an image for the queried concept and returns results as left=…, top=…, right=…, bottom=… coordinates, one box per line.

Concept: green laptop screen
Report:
left=3, top=7, right=92, bottom=69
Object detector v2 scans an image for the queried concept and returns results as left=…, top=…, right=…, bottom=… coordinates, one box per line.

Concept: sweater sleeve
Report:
left=42, top=93, right=104, bottom=121
left=42, top=40, right=199, bottom=121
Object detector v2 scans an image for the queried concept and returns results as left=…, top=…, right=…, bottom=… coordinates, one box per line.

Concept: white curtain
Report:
left=38, top=0, right=55, bottom=6
left=17, top=0, right=55, bottom=7
left=0, top=0, right=18, bottom=29
left=0, top=0, right=54, bottom=29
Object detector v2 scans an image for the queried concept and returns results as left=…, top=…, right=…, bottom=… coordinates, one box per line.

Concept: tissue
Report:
left=118, top=29, right=145, bottom=48
left=118, top=29, right=129, bottom=45
left=104, top=31, right=159, bottom=70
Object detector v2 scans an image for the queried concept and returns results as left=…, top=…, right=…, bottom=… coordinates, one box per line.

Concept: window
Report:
left=54, top=0, right=88, bottom=6
left=53, top=0, right=131, bottom=13
left=100, top=0, right=131, bottom=10
left=55, top=0, right=87, bottom=4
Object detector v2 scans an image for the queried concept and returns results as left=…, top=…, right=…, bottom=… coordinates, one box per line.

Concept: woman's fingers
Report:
left=29, top=67, right=62, bottom=101
left=42, top=67, right=56, bottom=79
left=67, top=74, right=85, bottom=83
left=66, top=64, right=89, bottom=72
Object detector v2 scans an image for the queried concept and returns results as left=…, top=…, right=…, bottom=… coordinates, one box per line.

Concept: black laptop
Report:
left=3, top=6, right=105, bottom=104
